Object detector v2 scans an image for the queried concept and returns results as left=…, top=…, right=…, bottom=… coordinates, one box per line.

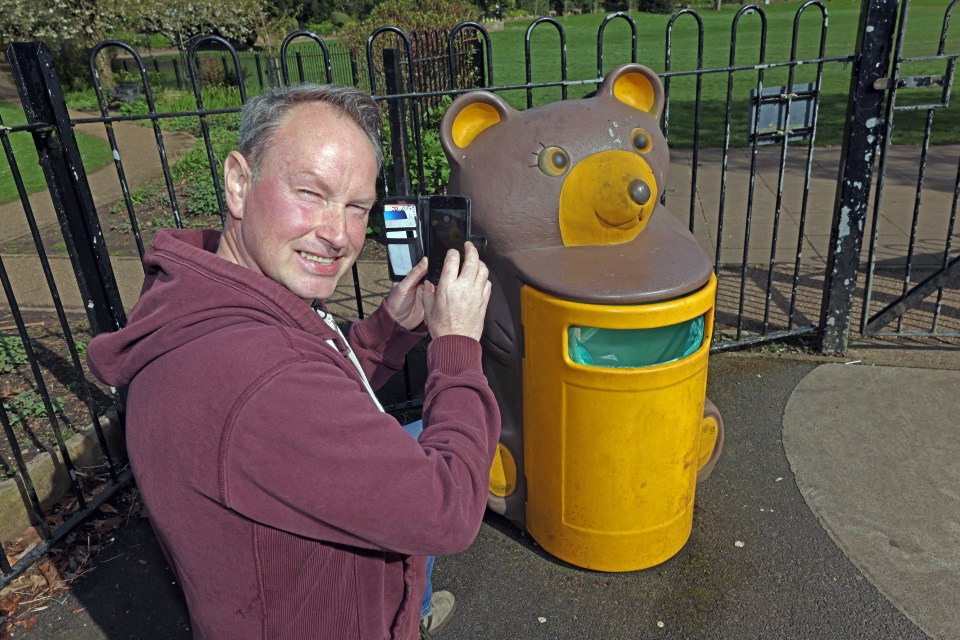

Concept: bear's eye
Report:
left=537, top=146, right=570, bottom=176
left=632, top=129, right=653, bottom=153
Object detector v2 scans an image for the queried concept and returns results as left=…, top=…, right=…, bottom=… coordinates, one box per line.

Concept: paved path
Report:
left=24, top=349, right=960, bottom=639
left=784, top=363, right=960, bottom=640
left=0, top=73, right=195, bottom=312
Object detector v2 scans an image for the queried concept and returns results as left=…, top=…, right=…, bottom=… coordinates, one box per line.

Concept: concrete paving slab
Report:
left=0, top=254, right=146, bottom=315
left=668, top=145, right=960, bottom=270
left=783, top=364, right=960, bottom=640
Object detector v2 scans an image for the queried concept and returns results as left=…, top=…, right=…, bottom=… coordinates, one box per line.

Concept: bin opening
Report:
left=568, top=315, right=705, bottom=368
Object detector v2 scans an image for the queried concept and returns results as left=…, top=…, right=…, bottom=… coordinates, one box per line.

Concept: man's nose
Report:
left=314, top=205, right=349, bottom=246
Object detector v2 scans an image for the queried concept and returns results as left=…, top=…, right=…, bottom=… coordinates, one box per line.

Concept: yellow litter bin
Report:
left=523, top=276, right=717, bottom=572
left=438, top=62, right=724, bottom=569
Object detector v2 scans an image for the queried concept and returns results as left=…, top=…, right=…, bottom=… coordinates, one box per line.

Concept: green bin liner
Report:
left=568, top=315, right=705, bottom=368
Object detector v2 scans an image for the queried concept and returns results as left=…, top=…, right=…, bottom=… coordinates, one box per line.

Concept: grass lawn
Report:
left=82, top=0, right=958, bottom=151
left=484, top=0, right=959, bottom=147
left=0, top=99, right=114, bottom=204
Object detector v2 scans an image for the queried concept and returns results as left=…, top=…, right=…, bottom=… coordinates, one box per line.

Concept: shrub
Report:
left=365, top=0, right=478, bottom=32
left=637, top=0, right=674, bottom=14
left=194, top=56, right=240, bottom=88
left=409, top=97, right=452, bottom=195
left=118, top=99, right=150, bottom=116
left=330, top=11, right=355, bottom=27
left=304, top=21, right=338, bottom=36
left=603, top=0, right=673, bottom=12
left=0, top=334, right=27, bottom=374
left=381, top=95, right=453, bottom=210
left=64, top=89, right=102, bottom=112
left=184, top=180, right=222, bottom=217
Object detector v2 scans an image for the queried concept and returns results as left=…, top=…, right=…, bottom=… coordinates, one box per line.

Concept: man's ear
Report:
left=223, top=150, right=251, bottom=220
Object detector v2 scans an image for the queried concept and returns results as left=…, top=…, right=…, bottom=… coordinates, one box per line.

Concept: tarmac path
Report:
left=24, top=353, right=941, bottom=639
left=0, top=73, right=195, bottom=311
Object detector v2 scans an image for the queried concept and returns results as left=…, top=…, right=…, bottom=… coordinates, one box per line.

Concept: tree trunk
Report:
left=94, top=54, right=115, bottom=87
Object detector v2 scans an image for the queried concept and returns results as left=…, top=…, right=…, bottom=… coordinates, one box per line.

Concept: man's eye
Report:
left=348, top=205, right=370, bottom=217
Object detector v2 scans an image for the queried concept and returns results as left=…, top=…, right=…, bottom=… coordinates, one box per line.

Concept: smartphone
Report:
left=426, top=195, right=472, bottom=285
left=383, top=196, right=423, bottom=282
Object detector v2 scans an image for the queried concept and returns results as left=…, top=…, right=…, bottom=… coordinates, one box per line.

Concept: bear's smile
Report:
left=595, top=210, right=643, bottom=230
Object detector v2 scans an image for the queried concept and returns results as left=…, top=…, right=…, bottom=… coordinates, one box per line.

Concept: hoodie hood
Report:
left=87, top=228, right=342, bottom=388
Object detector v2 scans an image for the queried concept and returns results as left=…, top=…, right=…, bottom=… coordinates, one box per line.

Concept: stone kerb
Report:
left=0, top=411, right=124, bottom=542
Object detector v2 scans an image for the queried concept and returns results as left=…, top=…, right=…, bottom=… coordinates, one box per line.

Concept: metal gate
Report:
left=860, top=0, right=960, bottom=338
left=0, top=0, right=956, bottom=586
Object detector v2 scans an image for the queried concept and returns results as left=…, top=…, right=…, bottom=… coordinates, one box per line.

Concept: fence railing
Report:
left=114, top=45, right=358, bottom=92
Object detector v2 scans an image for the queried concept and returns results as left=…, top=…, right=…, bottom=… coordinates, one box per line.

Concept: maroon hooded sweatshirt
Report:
left=87, top=229, right=500, bottom=640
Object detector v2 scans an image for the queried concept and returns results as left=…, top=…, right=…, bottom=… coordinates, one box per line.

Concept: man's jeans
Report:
left=402, top=420, right=434, bottom=618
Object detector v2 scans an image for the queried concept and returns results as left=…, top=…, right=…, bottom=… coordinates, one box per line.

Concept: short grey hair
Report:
left=237, top=83, right=383, bottom=178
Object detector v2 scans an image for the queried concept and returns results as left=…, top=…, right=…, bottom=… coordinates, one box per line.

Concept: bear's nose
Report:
left=629, top=179, right=651, bottom=205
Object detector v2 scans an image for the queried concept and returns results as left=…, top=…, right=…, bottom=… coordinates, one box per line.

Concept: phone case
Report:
left=383, top=198, right=423, bottom=282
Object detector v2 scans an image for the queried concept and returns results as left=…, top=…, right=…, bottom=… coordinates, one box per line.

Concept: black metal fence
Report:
left=0, top=0, right=957, bottom=586
left=114, top=46, right=358, bottom=93
left=111, top=29, right=484, bottom=96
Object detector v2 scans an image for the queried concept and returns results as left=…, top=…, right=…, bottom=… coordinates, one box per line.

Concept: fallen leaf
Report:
left=97, top=504, right=119, bottom=515
left=39, top=561, right=63, bottom=590
left=93, top=516, right=123, bottom=535
left=17, top=615, right=37, bottom=631
left=0, top=594, right=19, bottom=617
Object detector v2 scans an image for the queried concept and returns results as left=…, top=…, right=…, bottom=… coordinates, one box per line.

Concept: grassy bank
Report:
left=0, top=99, right=114, bottom=204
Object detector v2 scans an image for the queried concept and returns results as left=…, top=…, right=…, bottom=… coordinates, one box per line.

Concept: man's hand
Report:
left=383, top=257, right=429, bottom=330
left=421, top=242, right=492, bottom=341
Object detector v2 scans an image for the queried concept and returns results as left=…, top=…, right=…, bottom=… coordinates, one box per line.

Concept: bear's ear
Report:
left=441, top=91, right=514, bottom=160
left=597, top=64, right=664, bottom=119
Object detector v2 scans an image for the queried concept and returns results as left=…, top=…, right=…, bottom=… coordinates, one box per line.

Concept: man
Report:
left=87, top=84, right=499, bottom=639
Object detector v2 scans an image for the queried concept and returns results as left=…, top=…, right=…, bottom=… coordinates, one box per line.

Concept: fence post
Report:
left=383, top=47, right=412, bottom=195
left=173, top=58, right=183, bottom=90
left=471, top=38, right=486, bottom=87
left=255, top=54, right=266, bottom=91
left=350, top=49, right=360, bottom=87
left=296, top=51, right=306, bottom=83
left=819, top=0, right=898, bottom=354
left=6, top=42, right=126, bottom=336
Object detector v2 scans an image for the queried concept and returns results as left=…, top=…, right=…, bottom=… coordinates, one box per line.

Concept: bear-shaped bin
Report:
left=440, top=63, right=724, bottom=571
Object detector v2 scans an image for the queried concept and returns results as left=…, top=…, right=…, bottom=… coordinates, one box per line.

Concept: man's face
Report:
left=224, top=102, right=378, bottom=302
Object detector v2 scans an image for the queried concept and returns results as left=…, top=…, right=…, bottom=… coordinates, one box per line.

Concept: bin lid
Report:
left=506, top=207, right=713, bottom=304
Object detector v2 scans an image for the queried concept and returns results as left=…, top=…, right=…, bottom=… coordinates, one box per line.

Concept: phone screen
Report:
left=427, top=197, right=471, bottom=284
left=383, top=200, right=420, bottom=280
